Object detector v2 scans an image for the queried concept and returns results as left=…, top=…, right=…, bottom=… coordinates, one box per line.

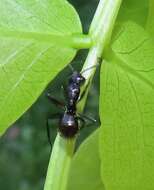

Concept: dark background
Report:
left=0, top=1, right=99, bottom=190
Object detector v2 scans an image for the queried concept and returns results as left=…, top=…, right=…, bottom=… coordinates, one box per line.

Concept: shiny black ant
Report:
left=46, top=61, right=101, bottom=144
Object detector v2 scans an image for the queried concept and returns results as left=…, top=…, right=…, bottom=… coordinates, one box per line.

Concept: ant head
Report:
left=70, top=71, right=85, bottom=85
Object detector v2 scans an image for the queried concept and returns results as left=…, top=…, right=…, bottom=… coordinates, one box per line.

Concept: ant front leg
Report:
left=78, top=82, right=90, bottom=103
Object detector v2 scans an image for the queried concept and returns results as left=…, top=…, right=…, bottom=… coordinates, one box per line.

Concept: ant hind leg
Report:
left=46, top=113, right=62, bottom=148
left=46, top=119, right=53, bottom=148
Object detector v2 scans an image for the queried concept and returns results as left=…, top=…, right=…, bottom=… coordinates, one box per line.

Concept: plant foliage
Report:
left=0, top=0, right=82, bottom=134
left=0, top=0, right=154, bottom=190
left=100, top=21, right=154, bottom=190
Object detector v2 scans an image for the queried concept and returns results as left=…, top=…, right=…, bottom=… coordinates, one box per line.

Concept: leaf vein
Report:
left=0, top=46, right=51, bottom=113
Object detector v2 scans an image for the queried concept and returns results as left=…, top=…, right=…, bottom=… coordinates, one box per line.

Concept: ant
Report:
left=46, top=61, right=101, bottom=145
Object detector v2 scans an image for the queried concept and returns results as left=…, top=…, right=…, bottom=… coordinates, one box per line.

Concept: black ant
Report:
left=46, top=61, right=101, bottom=144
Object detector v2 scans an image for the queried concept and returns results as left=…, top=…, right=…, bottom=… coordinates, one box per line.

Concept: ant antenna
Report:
left=68, top=57, right=102, bottom=74
left=80, top=57, right=102, bottom=74
left=80, top=64, right=97, bottom=74
left=68, top=59, right=85, bottom=73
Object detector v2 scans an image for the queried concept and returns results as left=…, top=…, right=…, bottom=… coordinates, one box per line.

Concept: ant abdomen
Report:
left=59, top=112, right=79, bottom=138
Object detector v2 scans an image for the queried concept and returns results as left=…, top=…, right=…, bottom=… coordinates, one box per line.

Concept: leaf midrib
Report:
left=0, top=30, right=75, bottom=46
left=0, top=29, right=93, bottom=49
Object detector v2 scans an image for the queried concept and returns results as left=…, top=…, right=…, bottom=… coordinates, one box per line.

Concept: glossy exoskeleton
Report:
left=47, top=70, right=86, bottom=140
left=59, top=71, right=85, bottom=138
left=47, top=62, right=99, bottom=143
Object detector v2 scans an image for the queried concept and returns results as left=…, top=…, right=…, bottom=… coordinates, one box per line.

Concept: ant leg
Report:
left=46, top=119, right=52, bottom=148
left=46, top=113, right=62, bottom=148
left=76, top=116, right=86, bottom=129
left=61, top=85, right=68, bottom=101
left=47, top=93, right=65, bottom=110
left=78, top=113, right=96, bottom=123
left=78, top=82, right=90, bottom=103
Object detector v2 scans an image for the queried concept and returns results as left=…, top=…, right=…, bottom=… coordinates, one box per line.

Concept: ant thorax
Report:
left=66, top=71, right=85, bottom=105
left=67, top=83, right=80, bottom=102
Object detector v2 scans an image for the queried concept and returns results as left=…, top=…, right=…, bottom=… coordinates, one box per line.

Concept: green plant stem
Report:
left=78, top=0, right=122, bottom=111
left=44, top=134, right=75, bottom=190
left=82, top=0, right=122, bottom=81
left=44, top=0, right=122, bottom=190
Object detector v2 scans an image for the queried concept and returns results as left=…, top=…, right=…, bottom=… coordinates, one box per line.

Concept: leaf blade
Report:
left=100, top=21, right=154, bottom=190
left=0, top=0, right=82, bottom=134
left=67, top=129, right=105, bottom=190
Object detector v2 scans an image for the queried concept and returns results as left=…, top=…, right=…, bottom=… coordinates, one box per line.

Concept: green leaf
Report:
left=67, top=129, right=105, bottom=190
left=117, top=0, right=148, bottom=27
left=0, top=0, right=82, bottom=135
left=100, top=21, right=154, bottom=190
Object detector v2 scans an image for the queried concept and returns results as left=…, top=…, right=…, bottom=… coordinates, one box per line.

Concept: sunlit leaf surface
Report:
left=100, top=22, right=154, bottom=190
left=0, top=0, right=82, bottom=134
left=67, top=129, right=105, bottom=190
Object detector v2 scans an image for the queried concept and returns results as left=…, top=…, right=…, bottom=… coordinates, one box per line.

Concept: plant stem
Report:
left=82, top=0, right=122, bottom=80
left=44, top=0, right=122, bottom=190
left=78, top=0, right=122, bottom=111
left=44, top=134, right=75, bottom=190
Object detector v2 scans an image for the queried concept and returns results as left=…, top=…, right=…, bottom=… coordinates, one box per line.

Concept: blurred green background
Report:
left=0, top=1, right=99, bottom=190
